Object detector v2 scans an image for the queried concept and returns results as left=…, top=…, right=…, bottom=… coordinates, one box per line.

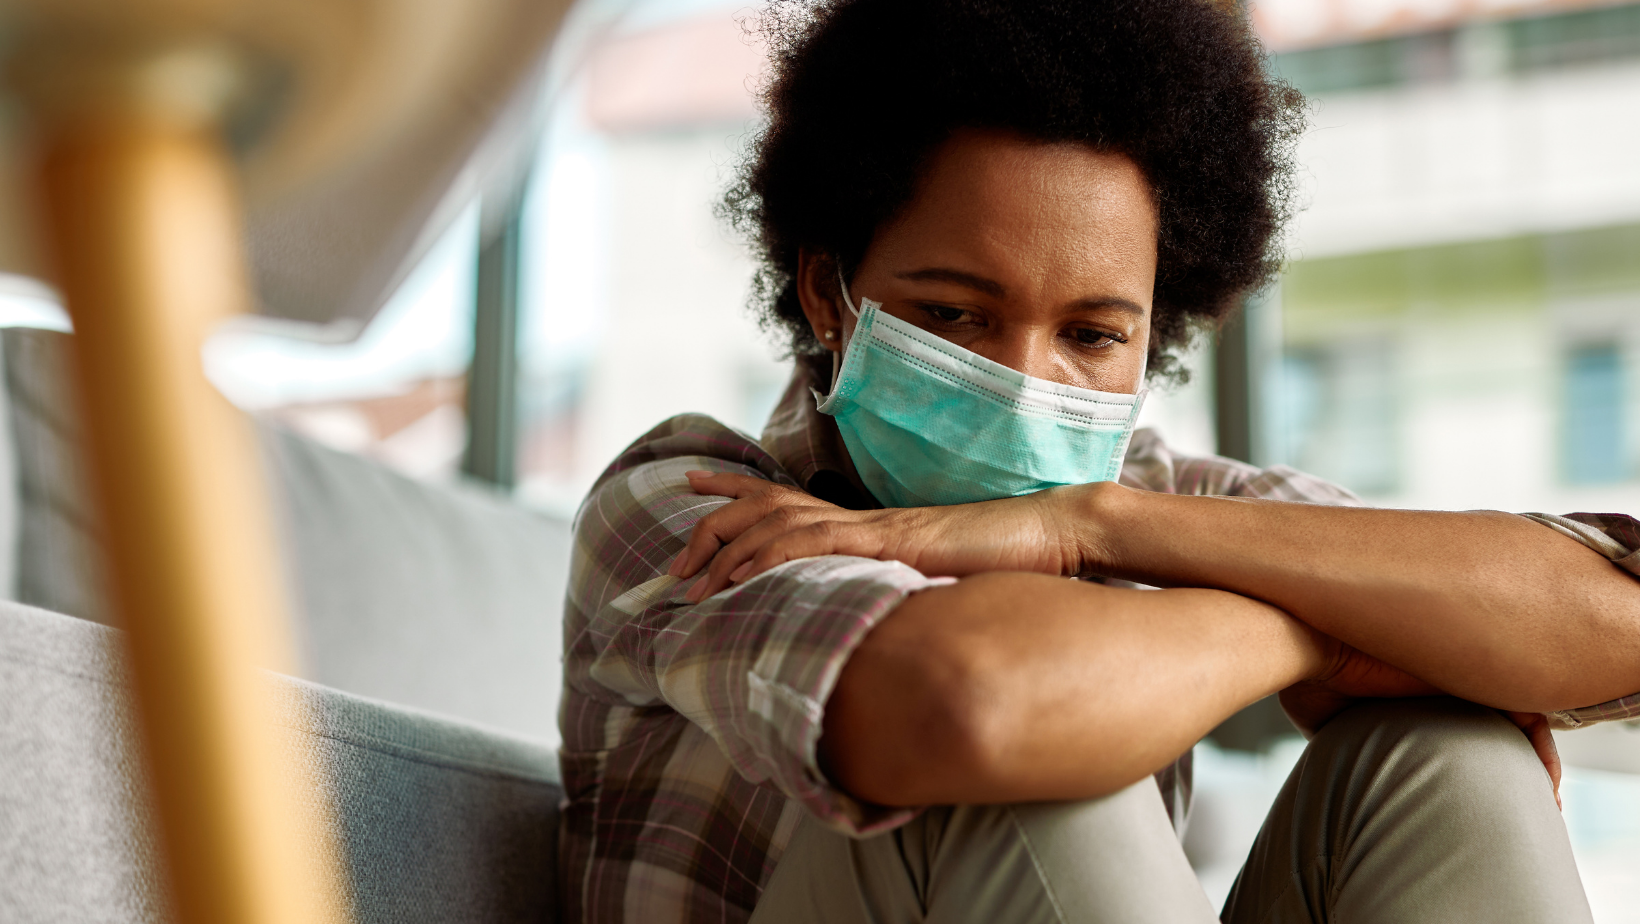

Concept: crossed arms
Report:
left=670, top=472, right=1640, bottom=807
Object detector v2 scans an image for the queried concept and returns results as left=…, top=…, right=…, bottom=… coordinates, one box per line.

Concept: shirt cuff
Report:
left=734, top=556, right=952, bottom=837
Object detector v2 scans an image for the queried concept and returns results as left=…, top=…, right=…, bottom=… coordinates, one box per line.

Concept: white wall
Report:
left=1290, top=60, right=1640, bottom=258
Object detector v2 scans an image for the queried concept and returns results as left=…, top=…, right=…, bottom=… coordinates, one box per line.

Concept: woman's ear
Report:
left=796, top=249, right=847, bottom=354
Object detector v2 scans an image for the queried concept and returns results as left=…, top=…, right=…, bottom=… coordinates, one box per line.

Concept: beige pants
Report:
left=749, top=698, right=1592, bottom=924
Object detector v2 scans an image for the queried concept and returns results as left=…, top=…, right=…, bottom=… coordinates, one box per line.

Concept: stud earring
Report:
left=823, top=329, right=838, bottom=342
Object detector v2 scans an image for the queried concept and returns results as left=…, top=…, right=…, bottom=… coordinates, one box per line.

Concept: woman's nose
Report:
left=976, top=329, right=1059, bottom=380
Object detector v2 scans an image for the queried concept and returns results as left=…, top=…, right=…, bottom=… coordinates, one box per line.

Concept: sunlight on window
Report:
left=204, top=202, right=479, bottom=481
left=0, top=274, right=70, bottom=332
left=1564, top=342, right=1628, bottom=484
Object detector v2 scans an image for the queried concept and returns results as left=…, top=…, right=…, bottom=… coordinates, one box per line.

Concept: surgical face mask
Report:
left=815, top=274, right=1146, bottom=507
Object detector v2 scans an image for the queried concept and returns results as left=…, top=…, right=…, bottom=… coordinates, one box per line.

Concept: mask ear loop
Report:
left=832, top=266, right=863, bottom=389
left=836, top=266, right=862, bottom=319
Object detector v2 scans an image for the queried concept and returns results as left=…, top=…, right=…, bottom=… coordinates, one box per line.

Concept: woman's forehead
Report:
left=865, top=131, right=1159, bottom=306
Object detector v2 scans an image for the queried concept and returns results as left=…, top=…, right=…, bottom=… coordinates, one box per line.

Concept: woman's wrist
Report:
left=1067, top=479, right=1141, bottom=578
left=1068, top=480, right=1332, bottom=684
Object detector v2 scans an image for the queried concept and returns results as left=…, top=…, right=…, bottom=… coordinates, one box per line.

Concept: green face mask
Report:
left=815, top=277, right=1146, bottom=508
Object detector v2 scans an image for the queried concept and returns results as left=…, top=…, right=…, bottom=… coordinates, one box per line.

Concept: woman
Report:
left=559, top=2, right=1640, bottom=922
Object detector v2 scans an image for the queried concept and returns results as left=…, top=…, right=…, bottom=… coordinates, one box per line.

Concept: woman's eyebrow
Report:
left=894, top=267, right=1007, bottom=297
left=894, top=268, right=1146, bottom=317
left=1072, top=297, right=1146, bottom=317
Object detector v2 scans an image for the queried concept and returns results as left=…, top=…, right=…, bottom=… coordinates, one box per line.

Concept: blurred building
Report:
left=512, top=8, right=789, bottom=513
left=1261, top=0, right=1640, bottom=513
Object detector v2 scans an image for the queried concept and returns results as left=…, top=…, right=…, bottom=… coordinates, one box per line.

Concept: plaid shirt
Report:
left=558, top=360, right=1640, bottom=924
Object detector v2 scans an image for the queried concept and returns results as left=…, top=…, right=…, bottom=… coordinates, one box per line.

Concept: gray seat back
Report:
left=2, top=327, right=572, bottom=744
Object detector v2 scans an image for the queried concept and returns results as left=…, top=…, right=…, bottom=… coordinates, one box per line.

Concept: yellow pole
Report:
left=23, top=46, right=350, bottom=924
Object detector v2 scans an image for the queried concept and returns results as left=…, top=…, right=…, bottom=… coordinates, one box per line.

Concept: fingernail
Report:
left=685, top=470, right=712, bottom=479
left=729, top=562, right=752, bottom=583
left=668, top=553, right=683, bottom=578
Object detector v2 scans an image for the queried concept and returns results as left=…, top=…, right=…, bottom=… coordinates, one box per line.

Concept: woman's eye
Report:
left=922, top=305, right=971, bottom=324
left=1071, top=328, right=1123, bottom=348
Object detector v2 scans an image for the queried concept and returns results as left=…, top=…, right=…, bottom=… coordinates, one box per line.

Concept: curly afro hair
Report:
left=722, top=0, right=1305, bottom=382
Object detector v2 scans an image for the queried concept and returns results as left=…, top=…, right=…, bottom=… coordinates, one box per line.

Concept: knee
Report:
left=1322, top=696, right=1513, bottom=742
left=1310, top=697, right=1543, bottom=789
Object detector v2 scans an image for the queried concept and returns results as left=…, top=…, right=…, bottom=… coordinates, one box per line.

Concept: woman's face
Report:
left=799, top=129, right=1158, bottom=394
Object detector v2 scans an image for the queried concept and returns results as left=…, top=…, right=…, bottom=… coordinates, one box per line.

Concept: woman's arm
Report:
left=677, top=471, right=1640, bottom=717
left=1073, top=484, right=1640, bottom=714
left=674, top=472, right=1568, bottom=804
left=820, top=571, right=1422, bottom=806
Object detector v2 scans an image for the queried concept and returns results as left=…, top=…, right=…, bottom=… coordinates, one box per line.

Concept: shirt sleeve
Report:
left=570, top=452, right=950, bottom=835
left=1120, top=428, right=1363, bottom=506
left=1519, top=512, right=1640, bottom=729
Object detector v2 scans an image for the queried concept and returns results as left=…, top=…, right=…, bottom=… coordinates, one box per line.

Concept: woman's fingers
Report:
left=674, top=473, right=1068, bottom=600
left=689, top=506, right=833, bottom=601
left=742, top=520, right=880, bottom=583
left=685, top=470, right=771, bottom=499
left=699, top=518, right=897, bottom=602
left=1504, top=710, right=1562, bottom=809
left=671, top=494, right=770, bottom=578
left=673, top=473, right=841, bottom=586
left=669, top=472, right=839, bottom=590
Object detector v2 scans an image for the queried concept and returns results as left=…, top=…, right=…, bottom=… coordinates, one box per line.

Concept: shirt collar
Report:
left=759, top=354, right=879, bottom=510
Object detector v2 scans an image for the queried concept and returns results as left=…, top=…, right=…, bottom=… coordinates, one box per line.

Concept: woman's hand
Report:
left=1279, top=638, right=1441, bottom=737
left=669, top=470, right=1083, bottom=602
left=1503, top=710, right=1563, bottom=809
